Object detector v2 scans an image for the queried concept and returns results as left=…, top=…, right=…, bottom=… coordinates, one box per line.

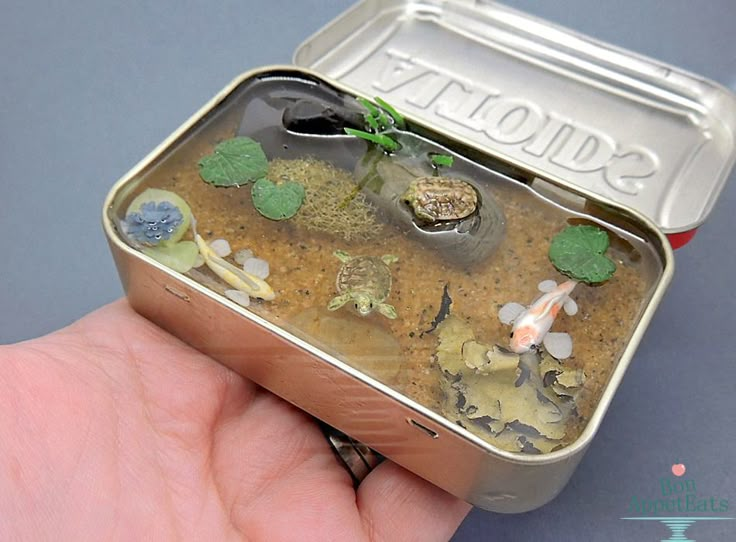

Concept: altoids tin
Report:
left=294, top=0, right=736, bottom=248
left=102, top=0, right=735, bottom=514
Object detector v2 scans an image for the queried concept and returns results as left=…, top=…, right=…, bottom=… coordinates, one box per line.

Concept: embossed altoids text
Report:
left=372, top=51, right=660, bottom=196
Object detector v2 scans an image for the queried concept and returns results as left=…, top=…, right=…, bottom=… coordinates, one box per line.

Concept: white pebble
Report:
left=234, top=249, right=254, bottom=265
left=543, top=332, right=573, bottom=360
left=209, top=239, right=231, bottom=258
left=243, top=257, right=270, bottom=279
left=224, top=289, right=250, bottom=307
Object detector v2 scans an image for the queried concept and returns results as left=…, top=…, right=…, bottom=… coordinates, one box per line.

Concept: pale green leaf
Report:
left=142, top=241, right=199, bottom=273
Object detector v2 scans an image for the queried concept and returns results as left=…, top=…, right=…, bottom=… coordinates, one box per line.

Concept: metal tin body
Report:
left=294, top=0, right=736, bottom=242
left=103, top=66, right=673, bottom=513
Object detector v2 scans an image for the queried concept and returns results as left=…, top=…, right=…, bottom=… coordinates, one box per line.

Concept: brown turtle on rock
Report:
left=353, top=157, right=506, bottom=268
left=402, top=176, right=478, bottom=223
left=328, top=250, right=398, bottom=319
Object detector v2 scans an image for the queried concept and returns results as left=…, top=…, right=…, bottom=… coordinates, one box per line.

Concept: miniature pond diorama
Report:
left=110, top=72, right=662, bottom=456
left=104, top=67, right=677, bottom=512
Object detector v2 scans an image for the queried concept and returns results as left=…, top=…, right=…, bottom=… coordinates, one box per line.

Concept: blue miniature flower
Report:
left=124, top=201, right=184, bottom=245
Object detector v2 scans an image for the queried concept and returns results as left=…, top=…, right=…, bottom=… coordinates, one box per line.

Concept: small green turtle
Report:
left=328, top=250, right=398, bottom=319
left=402, top=176, right=478, bottom=223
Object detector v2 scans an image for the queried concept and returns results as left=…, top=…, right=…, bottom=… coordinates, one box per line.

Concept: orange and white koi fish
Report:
left=498, top=280, right=578, bottom=359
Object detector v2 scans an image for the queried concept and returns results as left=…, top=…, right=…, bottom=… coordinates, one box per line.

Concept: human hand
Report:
left=0, top=300, right=470, bottom=541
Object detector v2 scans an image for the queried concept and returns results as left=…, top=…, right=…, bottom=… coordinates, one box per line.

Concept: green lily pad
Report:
left=142, top=241, right=199, bottom=273
left=198, top=136, right=268, bottom=187
left=429, top=153, right=454, bottom=167
left=251, top=178, right=305, bottom=220
left=549, top=225, right=617, bottom=284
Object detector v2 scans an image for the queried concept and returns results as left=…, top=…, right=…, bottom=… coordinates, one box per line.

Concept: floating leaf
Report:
left=540, top=354, right=587, bottom=398
left=484, top=346, right=522, bottom=374
left=435, top=316, right=475, bottom=377
left=436, top=317, right=580, bottom=453
left=198, top=137, right=268, bottom=187
left=549, top=225, right=617, bottom=284
left=251, top=178, right=305, bottom=220
left=125, top=188, right=191, bottom=245
left=553, top=370, right=586, bottom=397
left=458, top=368, right=567, bottom=440
left=430, top=153, right=454, bottom=168
left=490, top=429, right=560, bottom=454
left=142, top=241, right=199, bottom=273
left=462, top=340, right=492, bottom=372
left=461, top=341, right=520, bottom=375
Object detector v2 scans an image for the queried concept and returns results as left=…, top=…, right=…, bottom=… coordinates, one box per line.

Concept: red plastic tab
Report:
left=666, top=229, right=697, bottom=249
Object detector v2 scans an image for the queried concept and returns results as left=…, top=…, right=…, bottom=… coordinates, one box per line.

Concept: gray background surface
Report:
left=1, top=1, right=734, bottom=540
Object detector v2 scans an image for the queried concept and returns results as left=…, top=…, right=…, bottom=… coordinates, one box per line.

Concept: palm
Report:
left=0, top=301, right=469, bottom=541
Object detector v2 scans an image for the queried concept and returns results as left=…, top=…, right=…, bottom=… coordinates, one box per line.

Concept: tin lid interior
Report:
left=294, top=0, right=736, bottom=234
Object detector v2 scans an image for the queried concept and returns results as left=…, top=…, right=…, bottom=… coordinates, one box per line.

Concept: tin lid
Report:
left=294, top=0, right=736, bottom=234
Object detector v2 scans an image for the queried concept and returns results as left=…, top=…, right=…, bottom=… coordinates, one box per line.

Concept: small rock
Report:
left=289, top=308, right=401, bottom=383
left=243, top=257, right=270, bottom=280
left=209, top=239, right=231, bottom=258
left=282, top=99, right=364, bottom=135
left=234, top=249, right=254, bottom=265
left=224, top=289, right=250, bottom=307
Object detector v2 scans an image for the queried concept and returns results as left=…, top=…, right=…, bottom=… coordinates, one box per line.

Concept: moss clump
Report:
left=268, top=158, right=383, bottom=241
